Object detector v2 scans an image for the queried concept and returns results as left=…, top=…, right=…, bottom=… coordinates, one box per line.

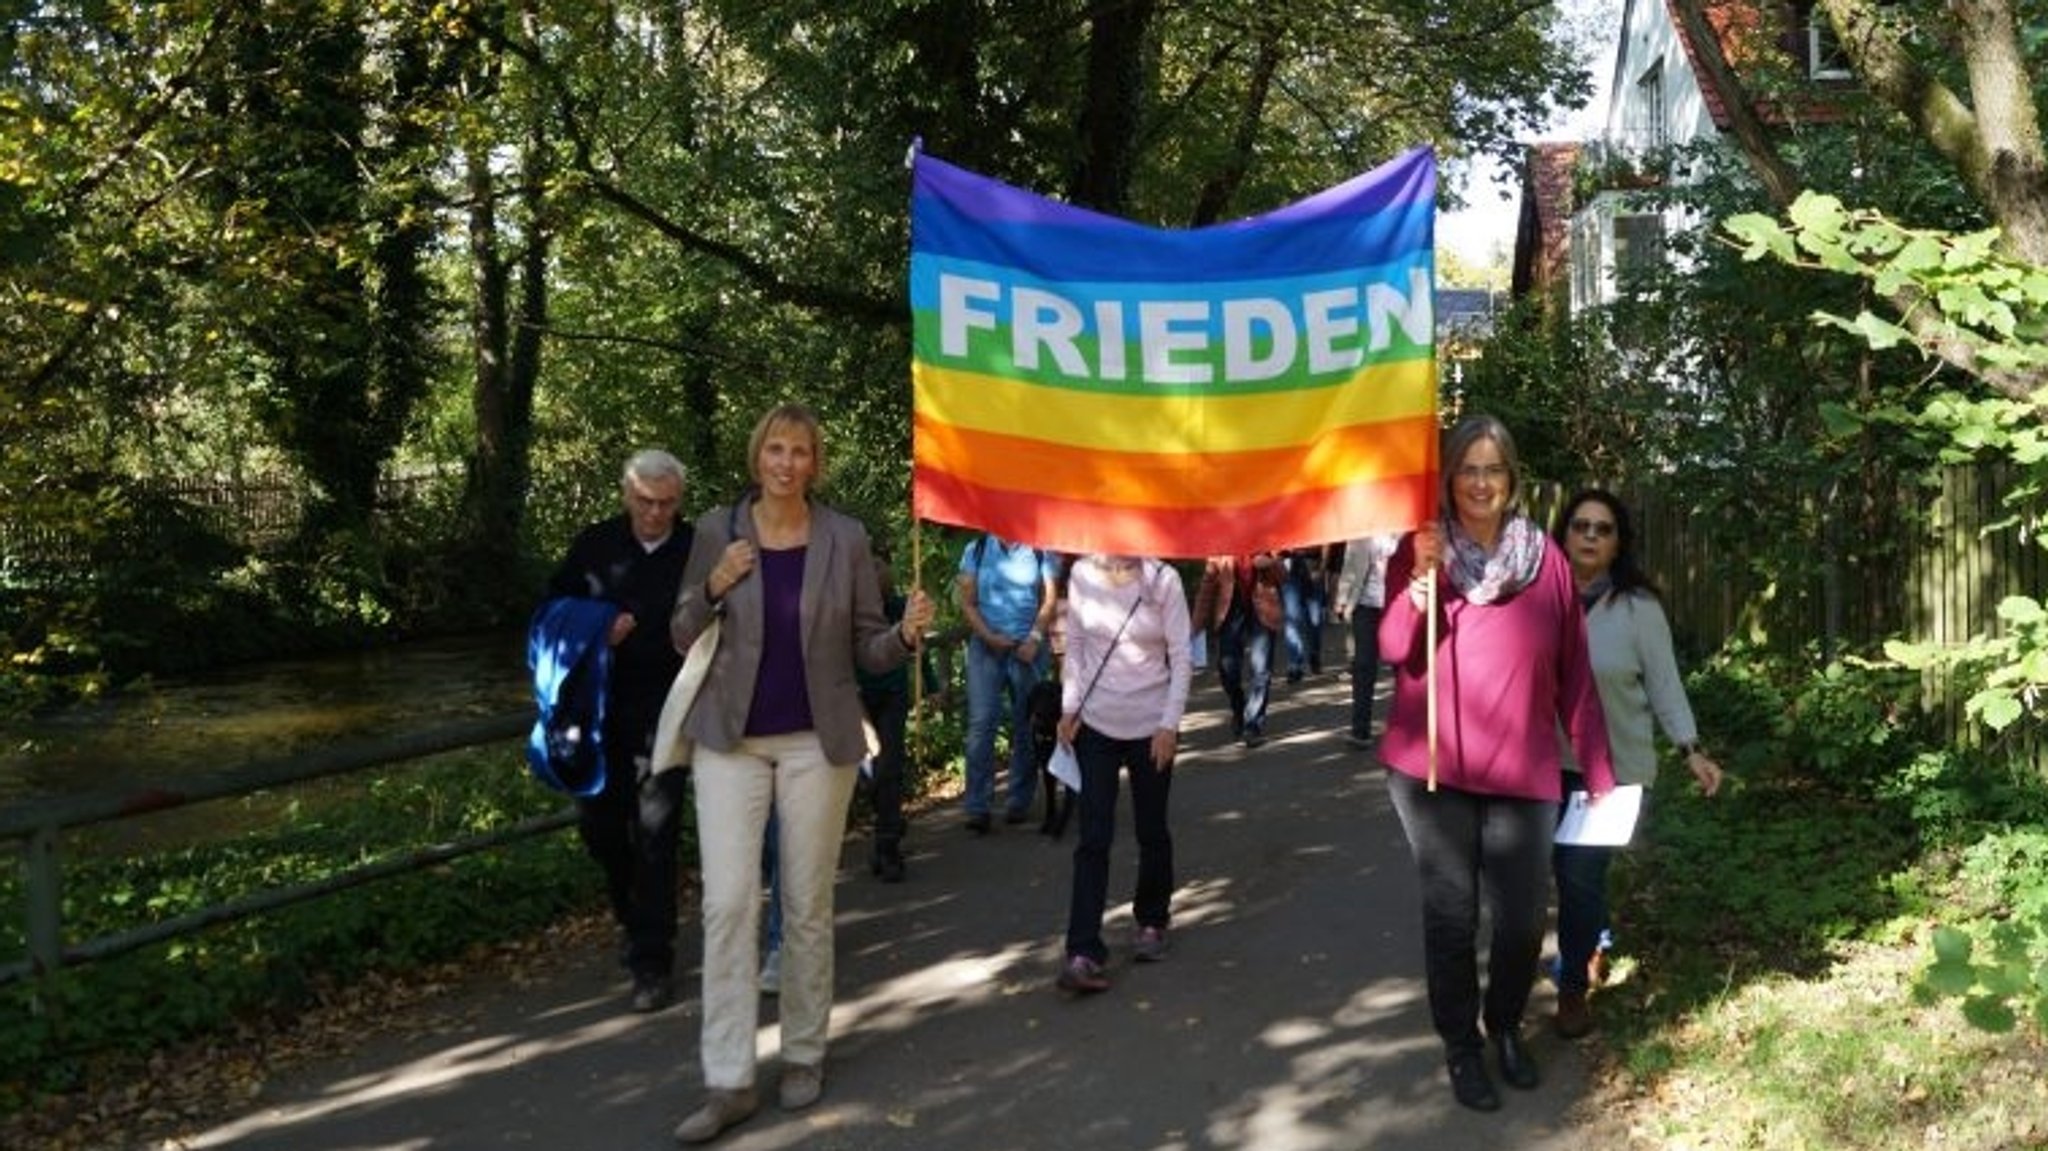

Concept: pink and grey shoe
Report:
left=1056, top=954, right=1110, bottom=993
left=1133, top=925, right=1169, bottom=963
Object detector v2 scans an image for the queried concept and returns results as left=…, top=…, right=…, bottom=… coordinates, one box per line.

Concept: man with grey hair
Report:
left=542, top=448, right=697, bottom=1012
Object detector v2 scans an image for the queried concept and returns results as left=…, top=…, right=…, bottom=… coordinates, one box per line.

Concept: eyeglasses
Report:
left=1455, top=464, right=1510, bottom=484
left=1569, top=518, right=1617, bottom=539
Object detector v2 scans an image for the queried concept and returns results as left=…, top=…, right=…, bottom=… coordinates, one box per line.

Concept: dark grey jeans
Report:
left=1385, top=768, right=1554, bottom=1056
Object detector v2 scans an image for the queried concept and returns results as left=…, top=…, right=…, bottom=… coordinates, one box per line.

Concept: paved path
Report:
left=172, top=671, right=1601, bottom=1151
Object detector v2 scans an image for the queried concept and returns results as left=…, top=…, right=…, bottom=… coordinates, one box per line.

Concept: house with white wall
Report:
left=1520, top=1, right=1853, bottom=312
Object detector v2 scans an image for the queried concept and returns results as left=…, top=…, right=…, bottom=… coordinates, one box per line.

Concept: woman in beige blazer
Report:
left=668, top=403, right=933, bottom=1144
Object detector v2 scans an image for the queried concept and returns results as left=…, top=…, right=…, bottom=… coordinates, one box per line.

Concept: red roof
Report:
left=1662, top=0, right=1850, bottom=129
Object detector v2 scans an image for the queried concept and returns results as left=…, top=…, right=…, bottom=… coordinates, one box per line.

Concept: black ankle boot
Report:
left=873, top=840, right=906, bottom=883
left=1492, top=1031, right=1539, bottom=1090
left=1447, top=1050, right=1499, bottom=1111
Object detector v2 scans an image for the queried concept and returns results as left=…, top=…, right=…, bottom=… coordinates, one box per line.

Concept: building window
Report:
left=1613, top=213, right=1666, bottom=292
left=1626, top=60, right=1666, bottom=150
left=1799, top=2, right=1854, bottom=79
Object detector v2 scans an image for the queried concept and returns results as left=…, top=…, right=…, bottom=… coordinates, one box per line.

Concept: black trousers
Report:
left=576, top=737, right=689, bottom=981
left=1384, top=768, right=1554, bottom=1056
left=862, top=684, right=910, bottom=844
left=1063, top=724, right=1174, bottom=963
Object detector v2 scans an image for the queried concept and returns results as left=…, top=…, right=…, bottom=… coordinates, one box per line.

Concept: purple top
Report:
left=744, top=546, right=815, bottom=737
left=1376, top=529, right=1616, bottom=801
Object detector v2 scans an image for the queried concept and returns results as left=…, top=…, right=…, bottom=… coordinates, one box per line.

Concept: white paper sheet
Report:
left=1554, top=784, right=1644, bottom=847
left=1048, top=742, right=1082, bottom=792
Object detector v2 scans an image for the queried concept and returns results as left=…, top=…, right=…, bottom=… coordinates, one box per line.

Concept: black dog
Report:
left=1025, top=678, right=1073, bottom=839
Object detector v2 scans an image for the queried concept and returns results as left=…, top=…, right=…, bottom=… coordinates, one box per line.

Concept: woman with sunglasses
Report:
left=1549, top=489, right=1723, bottom=1041
left=1379, top=414, right=1616, bottom=1113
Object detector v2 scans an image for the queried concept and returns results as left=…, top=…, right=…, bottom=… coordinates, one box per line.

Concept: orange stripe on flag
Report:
left=914, top=412, right=1438, bottom=511
left=912, top=467, right=1435, bottom=557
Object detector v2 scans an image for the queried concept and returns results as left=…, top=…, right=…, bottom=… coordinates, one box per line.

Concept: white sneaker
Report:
left=759, top=947, right=781, bottom=996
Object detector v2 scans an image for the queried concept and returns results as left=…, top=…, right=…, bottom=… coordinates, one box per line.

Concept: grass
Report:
left=1567, top=656, right=2048, bottom=1151
left=1589, top=939, right=2048, bottom=1150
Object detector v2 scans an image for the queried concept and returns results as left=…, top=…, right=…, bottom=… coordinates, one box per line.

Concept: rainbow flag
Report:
left=910, top=147, right=1438, bottom=559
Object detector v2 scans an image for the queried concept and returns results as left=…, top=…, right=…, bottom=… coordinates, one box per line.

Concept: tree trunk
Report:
left=1069, top=0, right=1155, bottom=213
left=1188, top=30, right=1277, bottom=227
left=461, top=13, right=547, bottom=600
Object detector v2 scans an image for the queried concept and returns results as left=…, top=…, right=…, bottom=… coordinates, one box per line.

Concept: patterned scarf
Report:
left=1443, top=513, right=1546, bottom=605
left=1579, top=573, right=1614, bottom=612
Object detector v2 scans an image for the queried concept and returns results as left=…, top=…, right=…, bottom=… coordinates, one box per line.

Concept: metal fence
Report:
left=0, top=714, right=559, bottom=986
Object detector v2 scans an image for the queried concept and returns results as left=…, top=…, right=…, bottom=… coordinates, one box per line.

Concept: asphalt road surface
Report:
left=171, top=671, right=1612, bottom=1151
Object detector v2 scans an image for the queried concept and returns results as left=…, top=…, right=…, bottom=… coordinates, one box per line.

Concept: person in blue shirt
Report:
left=956, top=534, right=1059, bottom=832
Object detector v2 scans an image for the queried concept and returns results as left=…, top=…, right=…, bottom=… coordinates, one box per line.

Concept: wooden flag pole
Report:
left=909, top=519, right=924, bottom=740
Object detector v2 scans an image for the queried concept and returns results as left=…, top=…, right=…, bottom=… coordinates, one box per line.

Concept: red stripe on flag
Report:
left=912, top=466, right=1436, bottom=558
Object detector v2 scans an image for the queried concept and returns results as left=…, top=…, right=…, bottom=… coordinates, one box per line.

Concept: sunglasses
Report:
left=1569, top=518, right=1617, bottom=539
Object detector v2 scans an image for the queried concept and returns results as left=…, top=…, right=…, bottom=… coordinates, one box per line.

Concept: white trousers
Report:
left=692, top=731, right=858, bottom=1088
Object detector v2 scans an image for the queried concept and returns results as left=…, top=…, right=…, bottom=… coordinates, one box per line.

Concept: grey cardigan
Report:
left=669, top=494, right=913, bottom=766
left=1567, top=589, right=1700, bottom=787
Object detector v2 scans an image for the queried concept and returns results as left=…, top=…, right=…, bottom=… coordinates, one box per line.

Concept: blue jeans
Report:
left=964, top=636, right=1047, bottom=817
left=1553, top=773, right=1618, bottom=994
left=1064, top=723, right=1174, bottom=963
left=1217, top=610, right=1274, bottom=736
left=1280, top=571, right=1309, bottom=675
left=1385, top=768, right=1554, bottom=1056
left=1346, top=605, right=1383, bottom=740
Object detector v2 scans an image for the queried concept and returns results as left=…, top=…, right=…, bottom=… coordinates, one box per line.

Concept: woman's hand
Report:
left=900, top=588, right=935, bottom=646
left=708, top=539, right=756, bottom=600
left=1412, top=522, right=1445, bottom=572
left=1149, top=729, right=1178, bottom=772
left=1407, top=523, right=1445, bottom=609
left=1056, top=713, right=1080, bottom=746
left=1687, top=749, right=1724, bottom=797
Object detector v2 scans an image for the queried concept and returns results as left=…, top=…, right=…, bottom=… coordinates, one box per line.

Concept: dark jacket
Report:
left=544, top=513, right=695, bottom=757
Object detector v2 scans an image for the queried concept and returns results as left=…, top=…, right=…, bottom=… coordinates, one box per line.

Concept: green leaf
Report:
left=1724, top=213, right=1798, bottom=263
left=1996, top=597, right=2048, bottom=626
left=1931, top=925, right=1975, bottom=964
left=1850, top=311, right=1914, bottom=350
left=1816, top=402, right=1865, bottom=437
left=1787, top=191, right=1846, bottom=237
left=1970, top=689, right=2024, bottom=731
left=1922, top=957, right=1977, bottom=997
left=1890, top=234, right=1944, bottom=273
left=1961, top=994, right=2017, bottom=1032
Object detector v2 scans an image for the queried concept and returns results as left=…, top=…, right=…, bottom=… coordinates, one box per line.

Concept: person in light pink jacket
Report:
left=1377, top=413, right=1616, bottom=1114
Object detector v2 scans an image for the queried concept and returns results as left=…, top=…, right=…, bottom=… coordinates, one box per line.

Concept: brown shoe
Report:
left=674, top=1087, right=758, bottom=1144
left=1554, top=990, right=1594, bottom=1040
left=1589, top=948, right=1611, bottom=988
left=779, top=1062, right=824, bottom=1110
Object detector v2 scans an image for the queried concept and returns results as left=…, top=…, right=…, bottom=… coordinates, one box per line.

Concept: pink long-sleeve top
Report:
left=1377, top=527, right=1616, bottom=801
left=1061, top=557, right=1193, bottom=741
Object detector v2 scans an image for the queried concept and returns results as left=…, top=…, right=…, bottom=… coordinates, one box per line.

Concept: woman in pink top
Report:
left=1377, top=414, right=1616, bottom=1113
left=1052, top=554, right=1193, bottom=995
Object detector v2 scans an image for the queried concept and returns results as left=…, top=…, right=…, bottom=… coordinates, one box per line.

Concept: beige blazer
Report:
left=669, top=494, right=911, bottom=766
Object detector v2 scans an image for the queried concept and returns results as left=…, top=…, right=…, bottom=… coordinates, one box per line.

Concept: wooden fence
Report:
left=1528, top=465, right=2044, bottom=753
